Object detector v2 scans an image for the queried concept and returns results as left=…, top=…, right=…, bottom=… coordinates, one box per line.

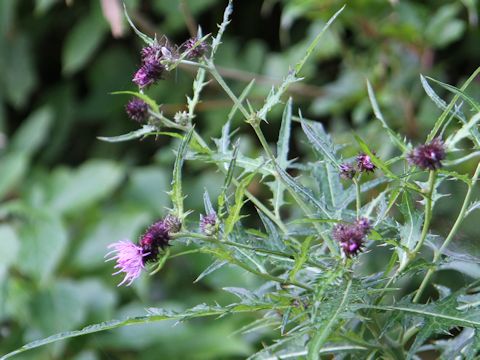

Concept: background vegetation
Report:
left=1, top=0, right=479, bottom=359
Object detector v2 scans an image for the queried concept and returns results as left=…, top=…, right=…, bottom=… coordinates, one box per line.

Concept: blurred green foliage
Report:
left=0, top=0, right=479, bottom=359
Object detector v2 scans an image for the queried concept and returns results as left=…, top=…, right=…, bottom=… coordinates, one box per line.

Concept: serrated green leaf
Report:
left=217, top=142, right=239, bottom=219
left=366, top=79, right=407, bottom=152
left=420, top=74, right=466, bottom=125
left=301, top=116, right=338, bottom=166
left=194, top=260, right=228, bottom=283
left=294, top=5, right=345, bottom=75
left=427, top=66, right=480, bottom=142
left=223, top=173, right=255, bottom=238
left=312, top=162, right=343, bottom=212
left=275, top=166, right=331, bottom=218
left=447, top=112, right=480, bottom=149
left=397, top=192, right=423, bottom=270
left=123, top=3, right=154, bottom=45
left=171, top=128, right=194, bottom=218
left=97, top=125, right=157, bottom=143
left=269, top=98, right=292, bottom=216
left=289, top=236, right=312, bottom=281
left=228, top=79, right=255, bottom=122
left=1, top=302, right=276, bottom=359
left=203, top=189, right=216, bottom=215
left=257, top=209, right=285, bottom=251
left=426, top=76, right=480, bottom=112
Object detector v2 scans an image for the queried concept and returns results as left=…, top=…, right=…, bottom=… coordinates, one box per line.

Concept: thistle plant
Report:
left=3, top=2, right=480, bottom=359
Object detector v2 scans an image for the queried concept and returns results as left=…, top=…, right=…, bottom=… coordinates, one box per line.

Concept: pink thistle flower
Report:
left=105, top=240, right=149, bottom=286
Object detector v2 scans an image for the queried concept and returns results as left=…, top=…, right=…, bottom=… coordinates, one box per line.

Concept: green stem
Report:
left=413, top=170, right=436, bottom=254
left=413, top=162, right=480, bottom=303
left=206, top=61, right=250, bottom=118
left=169, top=249, right=202, bottom=259
left=353, top=175, right=362, bottom=217
left=188, top=67, right=207, bottom=120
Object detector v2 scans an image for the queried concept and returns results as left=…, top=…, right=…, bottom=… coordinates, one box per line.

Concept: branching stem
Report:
left=413, top=162, right=480, bottom=303
left=413, top=170, right=436, bottom=254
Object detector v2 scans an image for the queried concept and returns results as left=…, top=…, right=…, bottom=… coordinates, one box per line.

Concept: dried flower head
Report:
left=105, top=240, right=148, bottom=286
left=183, top=37, right=208, bottom=59
left=139, top=220, right=171, bottom=263
left=408, top=138, right=446, bottom=170
left=356, top=153, right=376, bottom=173
left=200, top=213, right=218, bottom=236
left=125, top=98, right=149, bottom=123
left=332, top=218, right=371, bottom=257
left=339, top=163, right=356, bottom=180
left=132, top=60, right=165, bottom=88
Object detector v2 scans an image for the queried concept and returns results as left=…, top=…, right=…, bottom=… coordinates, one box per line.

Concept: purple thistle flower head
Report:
left=332, top=219, right=372, bottom=258
left=339, top=240, right=363, bottom=257
left=141, top=43, right=162, bottom=63
left=183, top=37, right=208, bottom=59
left=139, top=220, right=171, bottom=263
left=132, top=60, right=165, bottom=88
left=200, top=213, right=218, bottom=236
left=356, top=152, right=376, bottom=173
left=339, top=163, right=356, bottom=180
left=125, top=98, right=149, bottom=123
left=105, top=240, right=148, bottom=286
left=408, top=138, right=446, bottom=170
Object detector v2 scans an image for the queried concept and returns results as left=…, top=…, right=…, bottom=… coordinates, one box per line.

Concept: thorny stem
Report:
left=413, top=161, right=480, bottom=303
left=187, top=67, right=207, bottom=120
left=206, top=60, right=250, bottom=118
left=180, top=58, right=338, bottom=254
left=413, top=170, right=436, bottom=254
left=376, top=171, right=435, bottom=300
